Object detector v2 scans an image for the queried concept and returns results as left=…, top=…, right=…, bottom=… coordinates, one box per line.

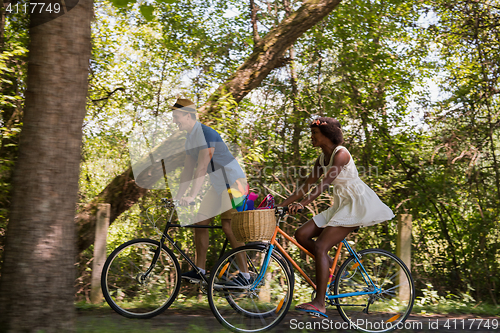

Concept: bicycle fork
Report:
left=338, top=241, right=381, bottom=314
left=137, top=209, right=177, bottom=285
left=250, top=244, right=276, bottom=292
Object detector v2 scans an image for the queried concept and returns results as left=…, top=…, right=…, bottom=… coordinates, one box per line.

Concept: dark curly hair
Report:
left=310, top=117, right=344, bottom=145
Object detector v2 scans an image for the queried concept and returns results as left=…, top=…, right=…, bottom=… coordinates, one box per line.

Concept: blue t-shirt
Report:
left=185, top=122, right=246, bottom=194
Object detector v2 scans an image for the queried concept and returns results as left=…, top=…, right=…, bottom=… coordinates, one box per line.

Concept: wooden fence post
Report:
left=90, top=203, right=110, bottom=304
left=396, top=213, right=412, bottom=301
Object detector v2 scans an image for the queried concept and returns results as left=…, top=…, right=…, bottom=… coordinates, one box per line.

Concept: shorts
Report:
left=198, top=178, right=247, bottom=220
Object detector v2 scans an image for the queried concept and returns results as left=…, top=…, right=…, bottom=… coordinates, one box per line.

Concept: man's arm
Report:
left=174, top=154, right=196, bottom=200
left=180, top=147, right=214, bottom=204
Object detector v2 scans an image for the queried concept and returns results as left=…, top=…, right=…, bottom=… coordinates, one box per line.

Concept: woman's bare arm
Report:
left=279, top=157, right=323, bottom=207
left=298, top=149, right=350, bottom=207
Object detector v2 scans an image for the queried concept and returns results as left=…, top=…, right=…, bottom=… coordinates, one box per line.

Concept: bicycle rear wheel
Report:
left=333, top=249, right=415, bottom=333
left=208, top=245, right=293, bottom=332
left=101, top=238, right=181, bottom=319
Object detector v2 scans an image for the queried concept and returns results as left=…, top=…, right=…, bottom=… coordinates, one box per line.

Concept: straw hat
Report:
left=170, top=98, right=196, bottom=113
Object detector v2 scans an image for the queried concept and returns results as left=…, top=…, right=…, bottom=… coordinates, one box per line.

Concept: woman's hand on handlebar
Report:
left=288, top=202, right=304, bottom=215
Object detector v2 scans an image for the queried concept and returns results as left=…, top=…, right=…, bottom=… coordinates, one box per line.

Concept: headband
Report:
left=311, top=119, right=328, bottom=126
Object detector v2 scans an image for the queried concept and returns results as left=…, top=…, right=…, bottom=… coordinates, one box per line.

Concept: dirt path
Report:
left=77, top=307, right=499, bottom=332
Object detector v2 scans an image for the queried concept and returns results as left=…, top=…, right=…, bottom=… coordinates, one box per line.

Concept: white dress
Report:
left=313, top=146, right=395, bottom=228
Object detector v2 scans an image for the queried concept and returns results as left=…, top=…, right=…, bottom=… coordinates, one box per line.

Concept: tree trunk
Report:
left=0, top=1, right=93, bottom=332
left=75, top=0, right=343, bottom=253
left=0, top=0, right=9, bottom=50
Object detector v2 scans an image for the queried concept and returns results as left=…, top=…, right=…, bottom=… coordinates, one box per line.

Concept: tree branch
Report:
left=250, top=0, right=260, bottom=45
left=90, top=87, right=124, bottom=102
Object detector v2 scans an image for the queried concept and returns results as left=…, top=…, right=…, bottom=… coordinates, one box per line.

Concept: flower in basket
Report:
left=257, top=194, right=275, bottom=209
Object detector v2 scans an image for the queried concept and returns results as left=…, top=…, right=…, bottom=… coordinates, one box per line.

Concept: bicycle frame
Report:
left=253, top=212, right=381, bottom=301
left=145, top=202, right=229, bottom=285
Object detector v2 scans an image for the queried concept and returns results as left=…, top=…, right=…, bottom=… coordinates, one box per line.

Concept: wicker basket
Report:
left=231, top=209, right=275, bottom=242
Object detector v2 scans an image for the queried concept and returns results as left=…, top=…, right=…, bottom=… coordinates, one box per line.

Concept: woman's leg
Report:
left=294, top=219, right=323, bottom=255
left=296, top=220, right=356, bottom=270
left=295, top=219, right=335, bottom=269
left=296, top=225, right=358, bottom=313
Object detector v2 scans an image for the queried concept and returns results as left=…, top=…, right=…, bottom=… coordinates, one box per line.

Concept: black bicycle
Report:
left=101, top=198, right=230, bottom=319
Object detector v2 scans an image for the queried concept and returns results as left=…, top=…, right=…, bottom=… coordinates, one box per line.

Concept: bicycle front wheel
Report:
left=208, top=245, right=294, bottom=332
left=333, top=249, right=415, bottom=333
left=101, top=238, right=181, bottom=319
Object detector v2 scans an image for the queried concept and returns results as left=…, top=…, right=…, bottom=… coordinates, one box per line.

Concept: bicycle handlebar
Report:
left=275, top=206, right=302, bottom=217
left=160, top=198, right=195, bottom=207
left=161, top=198, right=300, bottom=217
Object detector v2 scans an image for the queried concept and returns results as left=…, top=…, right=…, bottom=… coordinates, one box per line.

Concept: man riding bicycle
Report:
left=171, top=98, right=251, bottom=284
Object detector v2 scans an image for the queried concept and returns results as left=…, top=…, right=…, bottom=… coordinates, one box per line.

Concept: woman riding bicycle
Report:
left=278, top=116, right=395, bottom=316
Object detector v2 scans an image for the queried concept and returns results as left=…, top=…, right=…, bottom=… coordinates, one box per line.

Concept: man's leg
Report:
left=192, top=185, right=220, bottom=272
left=221, top=217, right=248, bottom=274
left=220, top=179, right=249, bottom=275
left=194, top=216, right=211, bottom=270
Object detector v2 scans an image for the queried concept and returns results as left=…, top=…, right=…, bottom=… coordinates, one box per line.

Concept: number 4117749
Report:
left=6, top=2, right=62, bottom=14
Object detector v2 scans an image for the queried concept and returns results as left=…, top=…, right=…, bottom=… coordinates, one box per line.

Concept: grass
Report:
left=76, top=294, right=500, bottom=317
left=75, top=297, right=227, bottom=333
left=76, top=319, right=222, bottom=333
left=410, top=283, right=500, bottom=317
left=74, top=292, right=499, bottom=333
left=412, top=302, right=500, bottom=317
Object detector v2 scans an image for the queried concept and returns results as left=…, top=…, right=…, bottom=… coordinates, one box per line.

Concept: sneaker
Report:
left=223, top=273, right=254, bottom=287
left=181, top=270, right=205, bottom=283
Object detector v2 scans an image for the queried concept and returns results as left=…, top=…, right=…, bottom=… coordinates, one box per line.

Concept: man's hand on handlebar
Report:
left=179, top=196, right=195, bottom=206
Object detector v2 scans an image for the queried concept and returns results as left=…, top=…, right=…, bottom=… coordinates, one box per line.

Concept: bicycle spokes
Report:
left=333, top=249, right=414, bottom=333
left=102, top=239, right=181, bottom=318
left=208, top=246, right=293, bottom=332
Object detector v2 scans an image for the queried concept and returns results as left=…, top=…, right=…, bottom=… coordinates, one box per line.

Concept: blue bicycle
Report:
left=207, top=207, right=415, bottom=332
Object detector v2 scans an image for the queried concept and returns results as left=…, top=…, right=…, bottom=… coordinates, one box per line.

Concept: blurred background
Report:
left=0, top=0, right=499, bottom=331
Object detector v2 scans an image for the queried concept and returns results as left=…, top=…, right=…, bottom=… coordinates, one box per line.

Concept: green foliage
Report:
left=139, top=5, right=154, bottom=21
left=399, top=0, right=500, bottom=304
left=0, top=2, right=30, bottom=267
left=5, top=0, right=497, bottom=319
left=51, top=0, right=500, bottom=308
left=414, top=283, right=500, bottom=316
left=109, top=0, right=178, bottom=20
left=0, top=47, right=27, bottom=107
